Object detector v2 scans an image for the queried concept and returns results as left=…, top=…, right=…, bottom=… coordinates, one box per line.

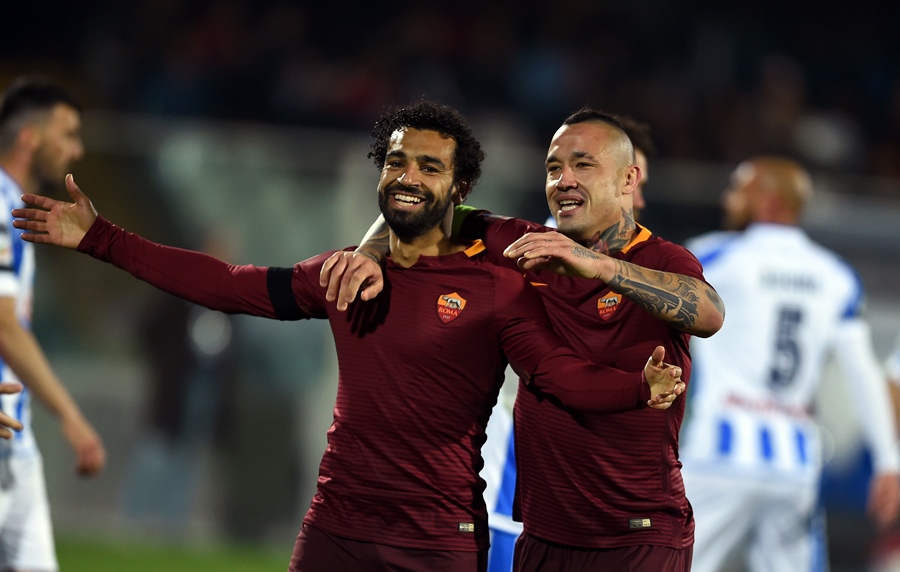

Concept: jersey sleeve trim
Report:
left=463, top=240, right=486, bottom=257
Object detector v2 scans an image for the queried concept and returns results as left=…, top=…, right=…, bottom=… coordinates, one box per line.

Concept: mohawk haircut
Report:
left=563, top=107, right=636, bottom=163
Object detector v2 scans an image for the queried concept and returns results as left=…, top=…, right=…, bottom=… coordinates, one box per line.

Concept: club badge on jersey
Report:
left=597, top=292, right=622, bottom=321
left=438, top=292, right=467, bottom=323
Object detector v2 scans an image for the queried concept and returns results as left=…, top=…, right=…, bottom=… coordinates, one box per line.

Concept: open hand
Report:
left=12, top=174, right=98, bottom=249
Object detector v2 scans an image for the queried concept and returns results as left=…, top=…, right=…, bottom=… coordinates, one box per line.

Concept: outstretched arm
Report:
left=12, top=174, right=98, bottom=249
left=15, top=175, right=294, bottom=320
left=503, top=231, right=725, bottom=337
left=0, top=383, right=24, bottom=440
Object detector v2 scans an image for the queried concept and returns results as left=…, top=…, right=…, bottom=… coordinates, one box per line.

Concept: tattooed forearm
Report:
left=706, top=286, right=726, bottom=317
left=607, top=260, right=705, bottom=331
left=572, top=246, right=601, bottom=260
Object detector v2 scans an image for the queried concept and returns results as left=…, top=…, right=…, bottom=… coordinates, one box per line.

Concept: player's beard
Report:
left=379, top=183, right=454, bottom=242
left=32, top=144, right=70, bottom=195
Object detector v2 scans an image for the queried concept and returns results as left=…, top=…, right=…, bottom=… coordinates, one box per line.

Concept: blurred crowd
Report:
left=5, top=0, right=900, bottom=182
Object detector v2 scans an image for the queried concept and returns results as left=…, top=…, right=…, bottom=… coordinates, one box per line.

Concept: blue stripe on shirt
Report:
left=495, top=430, right=517, bottom=516
left=717, top=420, right=732, bottom=456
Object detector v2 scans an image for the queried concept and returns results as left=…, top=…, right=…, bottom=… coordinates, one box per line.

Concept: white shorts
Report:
left=683, top=467, right=821, bottom=572
left=0, top=453, right=58, bottom=571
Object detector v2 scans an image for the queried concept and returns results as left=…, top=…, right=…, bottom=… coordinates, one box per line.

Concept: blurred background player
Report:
left=0, top=76, right=106, bottom=572
left=679, top=156, right=900, bottom=572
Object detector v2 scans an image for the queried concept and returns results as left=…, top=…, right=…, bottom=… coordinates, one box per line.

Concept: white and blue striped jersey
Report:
left=0, top=168, right=37, bottom=456
left=681, top=223, right=900, bottom=485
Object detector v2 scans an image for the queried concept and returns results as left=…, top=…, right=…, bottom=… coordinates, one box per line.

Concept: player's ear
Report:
left=454, top=180, right=471, bottom=205
left=18, top=124, right=40, bottom=152
left=623, top=164, right=641, bottom=195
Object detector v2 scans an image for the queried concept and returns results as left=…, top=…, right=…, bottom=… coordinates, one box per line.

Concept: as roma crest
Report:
left=597, top=292, right=621, bottom=321
left=437, top=292, right=467, bottom=323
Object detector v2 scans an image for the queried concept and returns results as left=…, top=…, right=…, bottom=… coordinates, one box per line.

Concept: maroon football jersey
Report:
left=79, top=217, right=653, bottom=552
left=463, top=212, right=702, bottom=550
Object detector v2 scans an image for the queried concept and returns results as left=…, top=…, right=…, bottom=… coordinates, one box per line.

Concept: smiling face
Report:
left=377, top=127, right=459, bottom=242
left=545, top=121, right=639, bottom=243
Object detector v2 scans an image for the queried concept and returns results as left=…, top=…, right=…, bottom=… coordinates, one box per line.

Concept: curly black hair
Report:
left=368, top=100, right=485, bottom=198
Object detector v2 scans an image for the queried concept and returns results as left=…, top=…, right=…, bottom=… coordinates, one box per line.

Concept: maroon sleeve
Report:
left=459, top=210, right=549, bottom=269
left=642, top=238, right=707, bottom=281
left=493, top=269, right=650, bottom=412
left=77, top=216, right=313, bottom=320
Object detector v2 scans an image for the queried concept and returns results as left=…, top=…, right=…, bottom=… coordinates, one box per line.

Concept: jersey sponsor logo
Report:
left=628, top=518, right=652, bottom=529
left=458, top=522, right=476, bottom=533
left=437, top=292, right=467, bottom=323
left=597, top=291, right=621, bottom=321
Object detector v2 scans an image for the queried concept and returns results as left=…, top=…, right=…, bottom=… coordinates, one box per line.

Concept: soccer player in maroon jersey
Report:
left=321, top=109, right=726, bottom=571
left=12, top=101, right=687, bottom=572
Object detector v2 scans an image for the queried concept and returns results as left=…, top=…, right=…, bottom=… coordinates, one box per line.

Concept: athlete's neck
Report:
left=581, top=209, right=637, bottom=255
left=0, top=155, right=36, bottom=194
left=389, top=226, right=466, bottom=268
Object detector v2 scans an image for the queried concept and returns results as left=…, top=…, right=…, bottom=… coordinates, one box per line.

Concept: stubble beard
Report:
left=32, top=145, right=70, bottom=195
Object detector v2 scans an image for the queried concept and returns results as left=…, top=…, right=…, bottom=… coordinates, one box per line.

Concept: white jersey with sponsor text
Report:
left=681, top=223, right=864, bottom=486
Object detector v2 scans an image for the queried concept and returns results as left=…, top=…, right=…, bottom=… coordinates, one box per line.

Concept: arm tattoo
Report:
left=607, top=260, right=702, bottom=330
left=359, top=226, right=391, bottom=258
left=571, top=246, right=601, bottom=261
left=706, top=286, right=726, bottom=316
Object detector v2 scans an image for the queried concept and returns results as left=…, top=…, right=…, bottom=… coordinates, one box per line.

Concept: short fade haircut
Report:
left=0, top=76, right=80, bottom=125
left=612, top=114, right=657, bottom=160
left=563, top=107, right=635, bottom=163
left=0, top=76, right=81, bottom=150
left=369, top=100, right=485, bottom=199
